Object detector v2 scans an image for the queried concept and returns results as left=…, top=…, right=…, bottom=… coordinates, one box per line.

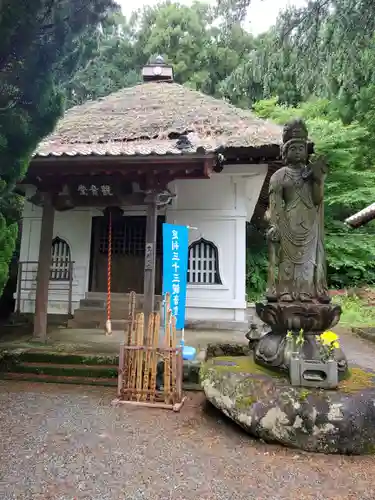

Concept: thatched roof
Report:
left=35, top=82, right=282, bottom=159
left=345, top=203, right=375, bottom=228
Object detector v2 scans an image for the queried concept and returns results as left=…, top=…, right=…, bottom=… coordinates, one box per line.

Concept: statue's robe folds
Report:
left=268, top=166, right=327, bottom=301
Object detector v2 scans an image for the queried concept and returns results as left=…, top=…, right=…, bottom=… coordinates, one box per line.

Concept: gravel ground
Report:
left=0, top=381, right=374, bottom=500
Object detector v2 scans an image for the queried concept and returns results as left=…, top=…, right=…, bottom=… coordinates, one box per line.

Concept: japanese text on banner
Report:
left=171, top=229, right=180, bottom=320
left=162, top=223, right=189, bottom=330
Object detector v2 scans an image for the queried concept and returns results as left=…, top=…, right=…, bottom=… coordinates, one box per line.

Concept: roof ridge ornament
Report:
left=153, top=55, right=165, bottom=65
left=142, top=55, right=174, bottom=83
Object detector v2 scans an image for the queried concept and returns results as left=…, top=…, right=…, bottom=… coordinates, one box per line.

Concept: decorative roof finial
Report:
left=142, top=55, right=173, bottom=83
left=154, top=55, right=165, bottom=65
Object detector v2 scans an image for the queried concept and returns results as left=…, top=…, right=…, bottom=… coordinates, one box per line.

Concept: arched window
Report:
left=50, top=237, right=71, bottom=281
left=188, top=238, right=222, bottom=285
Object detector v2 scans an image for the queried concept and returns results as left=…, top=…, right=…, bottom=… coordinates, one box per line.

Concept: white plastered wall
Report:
left=16, top=164, right=267, bottom=323
left=17, top=186, right=93, bottom=314
left=166, top=164, right=268, bottom=325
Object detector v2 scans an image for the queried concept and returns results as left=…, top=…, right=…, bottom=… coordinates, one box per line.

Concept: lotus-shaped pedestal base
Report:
left=253, top=301, right=348, bottom=379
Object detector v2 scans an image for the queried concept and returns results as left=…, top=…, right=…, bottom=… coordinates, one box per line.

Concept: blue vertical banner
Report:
left=162, top=223, right=189, bottom=330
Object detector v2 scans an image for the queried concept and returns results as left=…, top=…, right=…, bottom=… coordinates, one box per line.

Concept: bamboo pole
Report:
left=115, top=291, right=184, bottom=410
left=175, top=347, right=183, bottom=403
left=129, top=313, right=141, bottom=399
left=117, top=343, right=125, bottom=398
left=164, top=302, right=171, bottom=403
left=126, top=291, right=136, bottom=345
left=135, top=312, right=144, bottom=401
left=149, top=311, right=160, bottom=402
left=141, top=312, right=154, bottom=401
left=112, top=398, right=186, bottom=412
left=123, top=291, right=136, bottom=391
left=170, top=315, right=177, bottom=404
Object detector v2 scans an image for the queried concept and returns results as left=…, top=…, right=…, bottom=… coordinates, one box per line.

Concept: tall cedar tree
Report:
left=0, top=0, right=116, bottom=294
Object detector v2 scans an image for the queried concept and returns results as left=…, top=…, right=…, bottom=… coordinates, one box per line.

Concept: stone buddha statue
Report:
left=266, top=119, right=330, bottom=304
left=253, top=119, right=347, bottom=377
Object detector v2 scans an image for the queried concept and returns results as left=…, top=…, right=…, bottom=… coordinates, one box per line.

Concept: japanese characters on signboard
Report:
left=77, top=184, right=114, bottom=197
left=162, top=223, right=189, bottom=330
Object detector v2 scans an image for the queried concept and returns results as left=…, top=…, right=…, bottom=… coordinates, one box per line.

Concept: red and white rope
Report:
left=106, top=211, right=112, bottom=335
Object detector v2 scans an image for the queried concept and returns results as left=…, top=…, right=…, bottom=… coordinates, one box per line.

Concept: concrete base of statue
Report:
left=200, top=349, right=375, bottom=455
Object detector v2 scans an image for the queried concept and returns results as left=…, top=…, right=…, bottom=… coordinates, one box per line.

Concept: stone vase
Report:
left=290, top=355, right=338, bottom=389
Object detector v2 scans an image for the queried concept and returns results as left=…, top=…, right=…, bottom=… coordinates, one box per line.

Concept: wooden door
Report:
left=89, top=215, right=163, bottom=294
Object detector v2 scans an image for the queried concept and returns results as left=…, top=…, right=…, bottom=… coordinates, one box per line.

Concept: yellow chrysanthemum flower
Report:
left=320, top=330, right=340, bottom=348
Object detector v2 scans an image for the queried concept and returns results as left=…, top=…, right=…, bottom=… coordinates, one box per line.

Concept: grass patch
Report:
left=0, top=349, right=119, bottom=367
left=338, top=367, right=375, bottom=393
left=18, top=351, right=119, bottom=366
left=298, top=389, right=310, bottom=401
left=235, top=395, right=257, bottom=409
left=332, top=294, right=375, bottom=327
left=202, top=355, right=285, bottom=380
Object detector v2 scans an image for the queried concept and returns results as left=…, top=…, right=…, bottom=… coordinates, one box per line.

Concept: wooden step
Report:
left=72, top=306, right=141, bottom=322
left=85, top=292, right=162, bottom=305
left=73, top=308, right=106, bottom=323
left=6, top=351, right=119, bottom=365
left=101, top=319, right=130, bottom=329
left=80, top=299, right=106, bottom=309
left=10, top=362, right=118, bottom=378
left=0, top=350, right=201, bottom=390
left=0, top=372, right=117, bottom=386
left=68, top=316, right=132, bottom=330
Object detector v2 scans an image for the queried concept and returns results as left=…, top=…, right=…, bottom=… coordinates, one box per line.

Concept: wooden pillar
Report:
left=33, top=194, right=55, bottom=341
left=143, top=196, right=158, bottom=330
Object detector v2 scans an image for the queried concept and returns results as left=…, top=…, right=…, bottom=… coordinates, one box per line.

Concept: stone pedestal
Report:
left=254, top=300, right=348, bottom=380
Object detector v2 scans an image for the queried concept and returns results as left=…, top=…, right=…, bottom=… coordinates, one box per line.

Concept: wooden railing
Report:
left=16, top=260, right=75, bottom=316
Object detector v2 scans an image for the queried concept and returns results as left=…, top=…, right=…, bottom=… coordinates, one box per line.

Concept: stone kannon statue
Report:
left=254, top=119, right=347, bottom=377
left=266, top=119, right=329, bottom=304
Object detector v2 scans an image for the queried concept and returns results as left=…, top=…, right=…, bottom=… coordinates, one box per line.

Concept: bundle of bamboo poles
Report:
left=114, top=292, right=185, bottom=411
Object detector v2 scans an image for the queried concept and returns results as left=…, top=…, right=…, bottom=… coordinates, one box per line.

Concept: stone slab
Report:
left=353, top=327, right=375, bottom=343
left=201, top=353, right=375, bottom=455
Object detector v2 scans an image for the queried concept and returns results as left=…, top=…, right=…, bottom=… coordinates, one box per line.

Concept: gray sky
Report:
left=117, top=0, right=307, bottom=35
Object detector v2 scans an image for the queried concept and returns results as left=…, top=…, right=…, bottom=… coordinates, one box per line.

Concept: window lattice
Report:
left=188, top=238, right=221, bottom=284
left=50, top=237, right=71, bottom=281
left=99, top=218, right=162, bottom=256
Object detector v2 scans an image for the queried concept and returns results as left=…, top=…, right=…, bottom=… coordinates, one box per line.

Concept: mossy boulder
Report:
left=201, top=355, right=375, bottom=455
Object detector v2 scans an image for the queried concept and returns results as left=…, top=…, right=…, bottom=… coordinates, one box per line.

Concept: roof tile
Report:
left=34, top=82, right=282, bottom=158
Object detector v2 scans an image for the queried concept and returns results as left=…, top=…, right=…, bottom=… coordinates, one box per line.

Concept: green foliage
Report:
left=4, top=0, right=375, bottom=297
left=253, top=97, right=375, bottom=288
left=219, top=33, right=302, bottom=107
left=0, top=0, right=115, bottom=295
left=275, top=1, right=375, bottom=110
left=246, top=251, right=268, bottom=301
left=66, top=0, right=256, bottom=106
left=65, top=11, right=141, bottom=106
left=246, top=224, right=268, bottom=301
left=332, top=294, right=375, bottom=327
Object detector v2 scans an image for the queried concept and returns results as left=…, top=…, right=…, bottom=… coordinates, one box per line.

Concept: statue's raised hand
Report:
left=310, top=156, right=328, bottom=181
